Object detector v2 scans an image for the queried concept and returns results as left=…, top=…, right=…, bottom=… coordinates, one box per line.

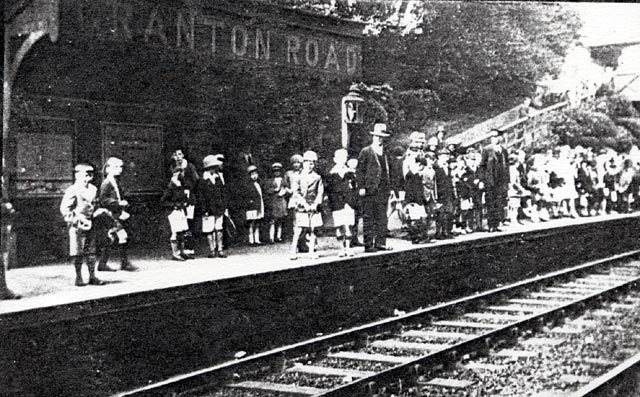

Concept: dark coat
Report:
left=325, top=170, right=356, bottom=211
left=388, top=156, right=405, bottom=195
left=404, top=170, right=425, bottom=205
left=99, top=177, right=126, bottom=217
left=161, top=181, right=189, bottom=211
left=434, top=165, right=455, bottom=212
left=479, top=144, right=509, bottom=195
left=196, top=175, right=227, bottom=217
left=356, top=145, right=391, bottom=195
left=575, top=167, right=595, bottom=195
left=242, top=180, right=264, bottom=212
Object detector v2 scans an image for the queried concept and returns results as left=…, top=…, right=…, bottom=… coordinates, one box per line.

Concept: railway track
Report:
left=119, top=250, right=640, bottom=397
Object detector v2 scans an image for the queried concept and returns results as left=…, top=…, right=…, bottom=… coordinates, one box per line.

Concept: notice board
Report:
left=15, top=116, right=76, bottom=196
left=102, top=122, right=163, bottom=194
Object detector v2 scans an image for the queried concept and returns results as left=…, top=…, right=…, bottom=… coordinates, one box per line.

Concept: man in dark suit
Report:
left=479, top=129, right=510, bottom=232
left=356, top=123, right=394, bottom=252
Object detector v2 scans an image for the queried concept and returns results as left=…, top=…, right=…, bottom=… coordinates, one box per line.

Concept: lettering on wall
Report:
left=71, top=0, right=362, bottom=79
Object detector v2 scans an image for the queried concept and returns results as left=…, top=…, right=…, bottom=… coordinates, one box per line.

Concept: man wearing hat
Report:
left=60, top=164, right=105, bottom=286
left=479, top=129, right=509, bottom=232
left=196, top=155, right=229, bottom=257
left=356, top=123, right=394, bottom=252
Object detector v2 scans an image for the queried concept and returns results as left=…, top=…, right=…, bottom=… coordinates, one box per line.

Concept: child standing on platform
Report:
left=97, top=157, right=139, bottom=272
left=290, top=150, right=324, bottom=260
left=404, top=156, right=429, bottom=244
left=325, top=149, right=356, bottom=257
left=265, top=162, right=288, bottom=243
left=161, top=165, right=193, bottom=261
left=196, top=155, right=228, bottom=258
left=60, top=164, right=105, bottom=286
left=244, top=165, right=265, bottom=245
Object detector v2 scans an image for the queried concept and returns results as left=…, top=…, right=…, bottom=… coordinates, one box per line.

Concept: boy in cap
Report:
left=265, top=163, right=288, bottom=243
left=196, top=155, right=229, bottom=257
left=290, top=150, right=324, bottom=260
left=60, top=164, right=105, bottom=286
left=325, top=149, right=357, bottom=257
left=97, top=157, right=139, bottom=272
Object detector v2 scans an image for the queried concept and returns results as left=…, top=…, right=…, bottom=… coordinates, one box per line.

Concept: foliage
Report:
left=259, top=1, right=581, bottom=114
left=549, top=106, right=637, bottom=153
left=615, top=118, right=640, bottom=141
left=363, top=3, right=580, bottom=111
left=349, top=83, right=440, bottom=141
left=594, top=94, right=640, bottom=119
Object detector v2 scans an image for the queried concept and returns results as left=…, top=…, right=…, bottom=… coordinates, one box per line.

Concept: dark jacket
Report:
left=356, top=145, right=391, bottom=195
left=404, top=170, right=425, bottom=205
left=434, top=165, right=455, bottom=212
left=242, top=180, right=264, bottom=212
left=196, top=174, right=227, bottom=217
left=479, top=144, right=509, bottom=194
left=161, top=181, right=189, bottom=211
left=99, top=177, right=126, bottom=217
left=325, top=170, right=356, bottom=211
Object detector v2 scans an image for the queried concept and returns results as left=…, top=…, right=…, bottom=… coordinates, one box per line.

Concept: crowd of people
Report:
left=58, top=123, right=640, bottom=286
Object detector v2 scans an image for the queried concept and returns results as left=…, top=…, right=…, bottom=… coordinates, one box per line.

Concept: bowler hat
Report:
left=203, top=155, right=222, bottom=169
left=369, top=123, right=390, bottom=137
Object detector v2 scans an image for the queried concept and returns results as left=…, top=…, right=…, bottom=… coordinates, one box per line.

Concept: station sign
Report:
left=64, top=0, right=363, bottom=79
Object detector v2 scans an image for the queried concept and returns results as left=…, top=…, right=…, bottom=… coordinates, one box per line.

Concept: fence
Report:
left=462, top=100, right=570, bottom=151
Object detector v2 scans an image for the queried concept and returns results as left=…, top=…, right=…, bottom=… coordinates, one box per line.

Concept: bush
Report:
left=549, top=108, right=637, bottom=152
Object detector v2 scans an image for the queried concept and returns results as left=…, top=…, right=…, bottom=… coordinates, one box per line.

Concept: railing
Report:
left=462, top=100, right=570, bottom=151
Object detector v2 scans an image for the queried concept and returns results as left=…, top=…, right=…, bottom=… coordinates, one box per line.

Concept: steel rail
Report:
left=568, top=352, right=640, bottom=397
left=118, top=249, right=640, bottom=397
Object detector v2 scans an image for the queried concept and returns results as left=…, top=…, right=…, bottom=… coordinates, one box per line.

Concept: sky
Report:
left=571, top=2, right=640, bottom=47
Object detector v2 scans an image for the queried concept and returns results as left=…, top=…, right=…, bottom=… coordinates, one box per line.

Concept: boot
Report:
left=216, top=231, right=227, bottom=258
left=179, top=239, right=194, bottom=260
left=120, top=248, right=139, bottom=271
left=97, top=246, right=117, bottom=272
left=207, top=233, right=217, bottom=258
left=171, top=240, right=185, bottom=261
left=74, top=257, right=85, bottom=286
left=344, top=238, right=354, bottom=257
left=87, top=259, right=105, bottom=285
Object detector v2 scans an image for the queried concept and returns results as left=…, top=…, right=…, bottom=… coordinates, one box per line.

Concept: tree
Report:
left=365, top=2, right=581, bottom=112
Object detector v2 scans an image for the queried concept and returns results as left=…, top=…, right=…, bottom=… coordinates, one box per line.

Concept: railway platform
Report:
left=2, top=212, right=637, bottom=315
left=1, top=212, right=640, bottom=397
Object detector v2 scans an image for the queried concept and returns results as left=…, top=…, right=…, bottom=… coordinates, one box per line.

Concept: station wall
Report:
left=9, top=0, right=362, bottom=265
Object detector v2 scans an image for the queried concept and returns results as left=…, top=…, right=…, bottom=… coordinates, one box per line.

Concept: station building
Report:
left=7, top=0, right=364, bottom=265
